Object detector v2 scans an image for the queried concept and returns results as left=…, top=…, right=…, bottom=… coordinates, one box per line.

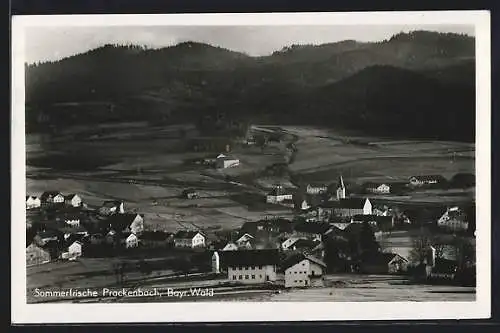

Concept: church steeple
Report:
left=336, top=175, right=346, bottom=200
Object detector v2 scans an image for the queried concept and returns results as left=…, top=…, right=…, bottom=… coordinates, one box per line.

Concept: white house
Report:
left=409, top=175, right=446, bottom=187
left=266, top=185, right=293, bottom=204
left=65, top=217, right=80, bottom=227
left=222, top=249, right=280, bottom=284
left=365, top=183, right=391, bottom=194
left=284, top=254, right=327, bottom=288
left=61, top=241, right=83, bottom=260
left=26, top=196, right=41, bottom=210
left=306, top=183, right=328, bottom=195
left=437, top=207, right=469, bottom=231
left=281, top=237, right=304, bottom=251
left=173, top=230, right=206, bottom=248
left=40, top=191, right=65, bottom=205
left=65, top=194, right=82, bottom=207
left=124, top=233, right=139, bottom=248
left=215, top=154, right=240, bottom=169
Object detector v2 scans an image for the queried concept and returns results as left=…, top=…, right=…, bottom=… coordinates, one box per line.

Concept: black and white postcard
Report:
left=11, top=11, right=491, bottom=323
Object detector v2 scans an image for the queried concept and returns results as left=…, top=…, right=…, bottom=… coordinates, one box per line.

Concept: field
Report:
left=26, top=122, right=474, bottom=234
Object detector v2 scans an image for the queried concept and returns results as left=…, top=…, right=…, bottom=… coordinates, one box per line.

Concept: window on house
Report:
left=252, top=275, right=255, bottom=279
left=232, top=276, right=236, bottom=280
left=245, top=275, right=249, bottom=279
left=259, top=275, right=262, bottom=279
left=238, top=275, right=242, bottom=280
left=259, top=265, right=262, bottom=269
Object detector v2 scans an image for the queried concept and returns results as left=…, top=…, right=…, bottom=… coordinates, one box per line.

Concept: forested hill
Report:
left=25, top=31, right=475, bottom=142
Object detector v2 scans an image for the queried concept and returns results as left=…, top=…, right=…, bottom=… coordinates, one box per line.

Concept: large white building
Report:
left=221, top=249, right=280, bottom=284
left=437, top=207, right=469, bottom=231
left=283, top=254, right=327, bottom=288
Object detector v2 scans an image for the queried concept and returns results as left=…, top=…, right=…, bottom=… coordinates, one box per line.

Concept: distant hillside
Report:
left=25, top=31, right=475, bottom=141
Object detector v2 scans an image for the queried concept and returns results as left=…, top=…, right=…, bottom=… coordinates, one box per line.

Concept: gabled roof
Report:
left=65, top=194, right=79, bottom=200
left=174, top=230, right=204, bottom=239
left=433, top=258, right=459, bottom=273
left=282, top=253, right=327, bottom=270
left=344, top=222, right=379, bottom=235
left=40, top=191, right=62, bottom=200
left=306, top=183, right=328, bottom=188
left=220, top=249, right=280, bottom=266
left=268, top=186, right=291, bottom=196
left=290, top=238, right=320, bottom=249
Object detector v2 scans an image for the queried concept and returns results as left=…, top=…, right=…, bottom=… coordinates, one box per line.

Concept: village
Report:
left=26, top=135, right=477, bottom=303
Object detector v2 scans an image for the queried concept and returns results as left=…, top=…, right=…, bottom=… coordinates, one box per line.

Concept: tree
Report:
left=409, top=228, right=432, bottom=264
left=358, top=222, right=380, bottom=255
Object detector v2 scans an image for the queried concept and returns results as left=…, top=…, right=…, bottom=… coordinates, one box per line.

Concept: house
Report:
left=98, top=200, right=125, bottom=216
left=139, top=231, right=172, bottom=248
left=182, top=189, right=199, bottom=199
left=236, top=233, right=255, bottom=247
left=408, top=175, right=447, bottom=187
left=64, top=194, right=82, bottom=207
left=363, top=182, right=391, bottom=194
left=283, top=253, right=327, bottom=288
left=358, top=252, right=409, bottom=274
left=122, top=233, right=139, bottom=248
left=61, top=240, right=83, bottom=260
left=215, top=153, right=240, bottom=169
left=306, top=183, right=328, bottom=195
left=266, top=185, right=293, bottom=204
left=222, top=242, right=239, bottom=251
left=437, top=207, right=469, bottom=231
left=104, top=213, right=144, bottom=235
left=286, top=238, right=321, bottom=253
left=173, top=230, right=206, bottom=248
left=221, top=249, right=280, bottom=284
left=26, top=196, right=41, bottom=210
left=64, top=215, right=81, bottom=227
left=281, top=237, right=303, bottom=250
left=293, top=222, right=333, bottom=242
left=26, top=243, right=51, bottom=266
left=40, top=191, right=65, bottom=206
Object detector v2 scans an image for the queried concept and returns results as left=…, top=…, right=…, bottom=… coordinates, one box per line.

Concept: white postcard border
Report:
left=11, top=10, right=491, bottom=323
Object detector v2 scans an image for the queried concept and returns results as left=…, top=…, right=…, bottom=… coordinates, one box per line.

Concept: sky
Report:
left=24, top=24, right=475, bottom=64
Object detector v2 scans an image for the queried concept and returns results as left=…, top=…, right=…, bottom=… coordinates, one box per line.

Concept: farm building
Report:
left=283, top=253, right=327, bottom=288
left=358, top=252, right=409, bottom=274
left=104, top=213, right=144, bottom=235
left=437, top=207, right=469, bottom=232
left=64, top=194, right=82, bottom=207
left=284, top=238, right=321, bottom=253
left=266, top=185, right=293, bottom=204
left=98, top=200, right=125, bottom=216
left=40, top=191, right=65, bottom=206
left=306, top=183, right=328, bottom=195
left=221, top=249, right=280, bottom=284
left=408, top=175, right=447, bottom=187
left=363, top=182, right=391, bottom=194
left=182, top=189, right=199, bottom=199
left=26, top=196, right=41, bottom=210
left=215, top=153, right=240, bottom=169
left=173, top=230, right=206, bottom=249
left=26, top=243, right=51, bottom=266
left=122, top=233, right=139, bottom=248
